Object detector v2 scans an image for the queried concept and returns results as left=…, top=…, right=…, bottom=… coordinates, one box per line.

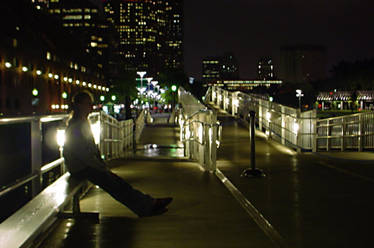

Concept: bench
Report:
left=0, top=173, right=99, bottom=248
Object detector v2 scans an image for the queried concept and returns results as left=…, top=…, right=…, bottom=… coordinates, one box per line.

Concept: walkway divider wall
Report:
left=206, top=86, right=317, bottom=151
left=177, top=87, right=220, bottom=172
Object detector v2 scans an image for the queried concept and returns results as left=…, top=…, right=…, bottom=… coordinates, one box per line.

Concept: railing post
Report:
left=358, top=114, right=363, bottom=151
left=281, top=106, right=286, bottom=145
left=341, top=118, right=346, bottom=151
left=326, top=119, right=331, bottom=152
left=31, top=119, right=42, bottom=197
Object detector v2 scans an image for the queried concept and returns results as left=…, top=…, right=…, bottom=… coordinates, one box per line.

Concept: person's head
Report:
left=71, top=91, right=94, bottom=120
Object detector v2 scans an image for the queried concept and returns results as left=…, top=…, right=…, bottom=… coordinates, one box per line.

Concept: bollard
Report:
left=241, top=111, right=265, bottom=178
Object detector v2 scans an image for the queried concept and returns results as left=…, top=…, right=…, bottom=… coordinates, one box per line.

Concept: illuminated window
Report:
left=46, top=52, right=51, bottom=60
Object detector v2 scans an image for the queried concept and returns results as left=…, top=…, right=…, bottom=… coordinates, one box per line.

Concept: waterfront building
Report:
left=202, top=53, right=239, bottom=82
left=0, top=0, right=108, bottom=116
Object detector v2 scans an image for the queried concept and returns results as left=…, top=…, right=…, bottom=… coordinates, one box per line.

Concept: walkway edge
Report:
left=215, top=169, right=289, bottom=248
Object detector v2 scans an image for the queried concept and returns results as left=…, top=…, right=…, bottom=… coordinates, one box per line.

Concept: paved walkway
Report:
left=215, top=111, right=374, bottom=248
left=39, top=111, right=374, bottom=248
left=39, top=119, right=274, bottom=248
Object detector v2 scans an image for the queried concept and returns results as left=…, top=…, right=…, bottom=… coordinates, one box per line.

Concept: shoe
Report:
left=141, top=197, right=173, bottom=217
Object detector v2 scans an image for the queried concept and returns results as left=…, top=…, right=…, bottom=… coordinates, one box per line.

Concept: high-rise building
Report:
left=279, top=45, right=327, bottom=84
left=257, top=57, right=274, bottom=80
left=46, top=0, right=118, bottom=77
left=102, top=0, right=184, bottom=74
left=202, top=53, right=239, bottom=82
left=0, top=0, right=108, bottom=116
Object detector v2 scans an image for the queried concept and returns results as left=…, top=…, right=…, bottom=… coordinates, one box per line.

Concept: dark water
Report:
left=0, top=120, right=63, bottom=222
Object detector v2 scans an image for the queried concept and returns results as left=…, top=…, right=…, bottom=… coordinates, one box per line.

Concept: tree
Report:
left=110, top=69, right=137, bottom=119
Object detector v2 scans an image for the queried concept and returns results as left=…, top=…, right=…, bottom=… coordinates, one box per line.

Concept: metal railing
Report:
left=207, top=86, right=374, bottom=152
left=178, top=87, right=220, bottom=172
left=0, top=110, right=146, bottom=220
left=315, top=112, right=374, bottom=151
left=207, top=86, right=317, bottom=151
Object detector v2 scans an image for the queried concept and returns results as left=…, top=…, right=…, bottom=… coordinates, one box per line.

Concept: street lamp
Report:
left=137, top=71, right=147, bottom=90
left=296, top=89, right=304, bottom=110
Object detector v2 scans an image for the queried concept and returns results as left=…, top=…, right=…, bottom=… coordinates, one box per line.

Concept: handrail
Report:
left=0, top=157, right=65, bottom=198
left=0, top=174, right=38, bottom=198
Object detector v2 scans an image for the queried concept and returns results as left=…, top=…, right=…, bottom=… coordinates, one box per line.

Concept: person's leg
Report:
left=76, top=166, right=154, bottom=216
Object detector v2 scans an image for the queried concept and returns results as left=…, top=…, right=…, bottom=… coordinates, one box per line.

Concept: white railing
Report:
left=178, top=87, right=220, bottom=172
left=315, top=112, right=374, bottom=151
left=207, top=86, right=317, bottom=151
left=0, top=110, right=146, bottom=215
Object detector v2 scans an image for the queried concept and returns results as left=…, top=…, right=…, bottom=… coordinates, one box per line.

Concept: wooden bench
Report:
left=0, top=173, right=99, bottom=248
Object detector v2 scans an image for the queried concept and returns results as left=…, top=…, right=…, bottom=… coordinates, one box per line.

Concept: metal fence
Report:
left=316, top=112, right=374, bottom=151
left=207, top=86, right=317, bottom=151
left=0, top=110, right=146, bottom=220
left=178, top=87, right=220, bottom=172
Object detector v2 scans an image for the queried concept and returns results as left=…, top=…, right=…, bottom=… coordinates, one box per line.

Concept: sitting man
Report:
left=63, top=91, right=172, bottom=217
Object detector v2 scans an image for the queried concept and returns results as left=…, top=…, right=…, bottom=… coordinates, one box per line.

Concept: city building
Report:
left=257, top=57, right=275, bottom=80
left=44, top=0, right=119, bottom=79
left=202, top=53, right=239, bottom=82
left=102, top=0, right=184, bottom=74
left=0, top=0, right=108, bottom=116
left=205, top=80, right=282, bottom=91
left=279, top=45, right=327, bottom=84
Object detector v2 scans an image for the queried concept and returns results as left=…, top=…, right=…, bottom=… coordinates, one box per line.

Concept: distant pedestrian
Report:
left=63, top=91, right=172, bottom=217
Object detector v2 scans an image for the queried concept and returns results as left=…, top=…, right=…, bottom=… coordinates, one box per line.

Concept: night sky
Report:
left=184, top=0, right=374, bottom=80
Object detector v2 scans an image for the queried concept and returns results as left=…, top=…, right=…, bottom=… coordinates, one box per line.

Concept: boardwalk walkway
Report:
left=39, top=114, right=274, bottom=248
left=38, top=110, right=374, bottom=248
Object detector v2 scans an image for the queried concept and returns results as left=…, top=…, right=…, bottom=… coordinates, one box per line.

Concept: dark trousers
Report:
left=72, top=166, right=153, bottom=217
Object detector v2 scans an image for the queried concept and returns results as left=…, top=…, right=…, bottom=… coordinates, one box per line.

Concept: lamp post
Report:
left=146, top=77, right=153, bottom=108
left=137, top=71, right=146, bottom=93
left=296, top=89, right=304, bottom=110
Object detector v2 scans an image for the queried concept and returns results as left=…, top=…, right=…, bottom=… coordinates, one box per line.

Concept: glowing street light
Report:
left=100, top=95, right=105, bottom=102
left=296, top=89, right=304, bottom=110
left=137, top=71, right=147, bottom=90
left=171, top=85, right=177, bottom=92
left=111, top=95, right=117, bottom=101
left=32, top=88, right=39, bottom=97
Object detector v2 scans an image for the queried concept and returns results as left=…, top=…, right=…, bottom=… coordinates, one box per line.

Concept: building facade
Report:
left=44, top=0, right=118, bottom=78
left=0, top=0, right=108, bottom=116
left=257, top=57, right=275, bottom=80
left=202, top=53, right=239, bottom=82
left=279, top=45, right=327, bottom=84
left=102, top=0, right=184, bottom=74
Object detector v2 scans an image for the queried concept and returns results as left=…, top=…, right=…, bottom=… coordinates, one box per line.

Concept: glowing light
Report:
left=100, top=95, right=105, bottom=101
left=293, top=122, right=299, bottom=133
left=82, top=81, right=87, bottom=86
left=5, top=62, right=12, bottom=68
left=62, top=92, right=68, bottom=99
left=68, top=78, right=73, bottom=83
left=48, top=73, right=53, bottom=78
left=88, top=83, right=92, bottom=88
left=111, top=95, right=116, bottom=101
left=93, top=84, right=97, bottom=89
left=54, top=74, right=59, bottom=79
left=63, top=77, right=68, bottom=82
left=106, top=88, right=109, bottom=92
left=22, top=66, right=28, bottom=72
left=90, top=121, right=101, bottom=145
left=56, top=129, right=66, bottom=147
left=32, top=88, right=38, bottom=96
left=36, top=70, right=42, bottom=75
left=266, top=112, right=271, bottom=122
left=76, top=80, right=80, bottom=85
